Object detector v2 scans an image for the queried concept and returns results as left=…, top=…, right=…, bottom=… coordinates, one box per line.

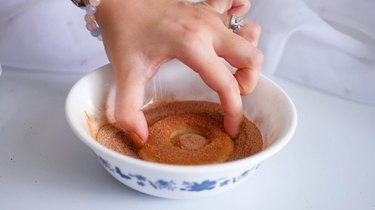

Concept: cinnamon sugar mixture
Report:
left=95, top=101, right=263, bottom=163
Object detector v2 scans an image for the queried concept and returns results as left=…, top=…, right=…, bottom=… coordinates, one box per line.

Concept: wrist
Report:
left=83, top=0, right=103, bottom=40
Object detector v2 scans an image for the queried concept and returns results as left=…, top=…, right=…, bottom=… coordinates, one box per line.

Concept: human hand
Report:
left=95, top=0, right=263, bottom=144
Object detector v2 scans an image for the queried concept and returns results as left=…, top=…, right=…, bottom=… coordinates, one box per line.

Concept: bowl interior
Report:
left=66, top=61, right=297, bottom=169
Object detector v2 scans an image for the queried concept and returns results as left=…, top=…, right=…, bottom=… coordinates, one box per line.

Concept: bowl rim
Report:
left=65, top=65, right=297, bottom=174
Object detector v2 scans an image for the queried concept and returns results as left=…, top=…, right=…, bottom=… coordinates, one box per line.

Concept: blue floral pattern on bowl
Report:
left=98, top=156, right=260, bottom=192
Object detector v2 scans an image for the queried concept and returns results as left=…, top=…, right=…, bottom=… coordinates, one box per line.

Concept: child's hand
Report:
left=96, top=0, right=263, bottom=143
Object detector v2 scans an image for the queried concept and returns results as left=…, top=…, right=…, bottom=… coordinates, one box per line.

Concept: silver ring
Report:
left=229, top=13, right=244, bottom=32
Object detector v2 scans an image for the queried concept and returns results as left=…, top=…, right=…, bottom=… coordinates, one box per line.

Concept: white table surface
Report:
left=1, top=66, right=374, bottom=210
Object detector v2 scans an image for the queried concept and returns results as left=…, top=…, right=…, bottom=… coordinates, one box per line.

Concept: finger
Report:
left=113, top=60, right=149, bottom=145
left=235, top=19, right=262, bottom=46
left=215, top=30, right=264, bottom=95
left=233, top=66, right=260, bottom=96
left=220, top=16, right=261, bottom=46
left=206, top=0, right=250, bottom=15
left=228, top=0, right=251, bottom=15
left=177, top=44, right=243, bottom=138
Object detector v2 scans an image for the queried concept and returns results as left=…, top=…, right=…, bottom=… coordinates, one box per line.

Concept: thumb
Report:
left=205, top=0, right=251, bottom=15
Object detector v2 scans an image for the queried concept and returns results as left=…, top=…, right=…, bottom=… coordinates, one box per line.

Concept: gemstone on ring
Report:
left=229, top=13, right=244, bottom=32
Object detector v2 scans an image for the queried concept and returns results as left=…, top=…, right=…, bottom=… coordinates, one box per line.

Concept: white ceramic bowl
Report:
left=65, top=61, right=297, bottom=199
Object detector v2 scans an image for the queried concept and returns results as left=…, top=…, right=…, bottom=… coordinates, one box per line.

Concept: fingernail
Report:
left=230, top=127, right=241, bottom=139
left=225, top=122, right=240, bottom=139
left=231, top=118, right=243, bottom=139
left=129, top=132, right=146, bottom=149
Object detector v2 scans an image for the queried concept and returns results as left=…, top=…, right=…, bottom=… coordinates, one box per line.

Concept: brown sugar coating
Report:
left=95, top=101, right=263, bottom=165
left=139, top=114, right=234, bottom=165
left=96, top=124, right=139, bottom=159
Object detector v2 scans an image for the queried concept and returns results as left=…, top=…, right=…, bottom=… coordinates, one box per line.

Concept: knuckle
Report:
left=240, top=83, right=252, bottom=95
left=245, top=83, right=256, bottom=94
left=242, top=48, right=255, bottom=65
left=235, top=73, right=252, bottom=95
left=243, top=22, right=261, bottom=42
left=239, top=78, right=257, bottom=95
left=173, top=11, right=213, bottom=52
left=255, top=49, right=265, bottom=65
left=243, top=1, right=252, bottom=12
left=180, top=27, right=199, bottom=42
left=176, top=25, right=204, bottom=51
left=251, top=22, right=262, bottom=37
